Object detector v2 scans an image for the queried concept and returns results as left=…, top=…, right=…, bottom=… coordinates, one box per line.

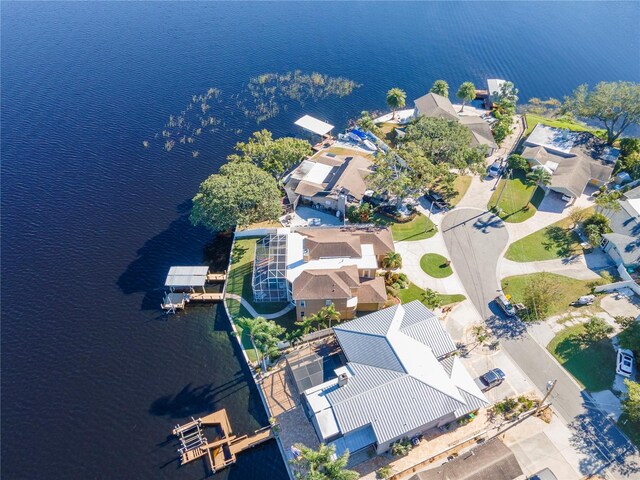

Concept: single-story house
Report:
left=252, top=226, right=394, bottom=320
left=413, top=92, right=498, bottom=156
left=522, top=124, right=618, bottom=200
left=600, top=185, right=640, bottom=268
left=283, top=153, right=372, bottom=214
left=303, top=301, right=488, bottom=455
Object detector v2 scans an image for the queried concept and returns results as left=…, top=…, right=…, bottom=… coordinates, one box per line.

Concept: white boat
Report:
left=363, top=139, right=377, bottom=151
left=347, top=132, right=362, bottom=143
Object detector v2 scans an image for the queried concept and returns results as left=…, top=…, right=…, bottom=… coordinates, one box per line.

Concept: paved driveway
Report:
left=441, top=208, right=509, bottom=318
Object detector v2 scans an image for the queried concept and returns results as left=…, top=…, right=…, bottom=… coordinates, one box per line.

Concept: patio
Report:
left=282, top=205, right=344, bottom=227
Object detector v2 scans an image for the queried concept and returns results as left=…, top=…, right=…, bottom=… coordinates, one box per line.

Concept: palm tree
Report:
left=456, top=81, right=476, bottom=112
left=525, top=167, right=552, bottom=205
left=235, top=316, right=268, bottom=367
left=595, top=191, right=622, bottom=218
left=430, top=79, right=449, bottom=98
left=356, top=111, right=381, bottom=136
left=236, top=316, right=284, bottom=370
left=295, top=315, right=316, bottom=336
left=382, top=251, right=402, bottom=269
left=318, top=303, right=341, bottom=329
left=386, top=88, right=407, bottom=120
left=292, top=443, right=358, bottom=480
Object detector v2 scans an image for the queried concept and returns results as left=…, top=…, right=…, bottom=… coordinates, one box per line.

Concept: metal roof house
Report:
left=303, top=301, right=488, bottom=456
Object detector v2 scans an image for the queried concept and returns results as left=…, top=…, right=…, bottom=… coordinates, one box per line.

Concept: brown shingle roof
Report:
left=297, top=226, right=395, bottom=259
left=292, top=265, right=359, bottom=300
left=358, top=277, right=387, bottom=304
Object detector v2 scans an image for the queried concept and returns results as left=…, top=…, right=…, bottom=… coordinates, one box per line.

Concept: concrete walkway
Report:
left=225, top=293, right=294, bottom=320
left=455, top=175, right=496, bottom=209
left=500, top=256, right=603, bottom=281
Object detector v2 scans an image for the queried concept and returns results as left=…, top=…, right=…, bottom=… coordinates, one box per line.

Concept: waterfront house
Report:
left=282, top=153, right=372, bottom=215
left=303, top=301, right=488, bottom=456
left=251, top=226, right=393, bottom=320
left=600, top=185, right=640, bottom=268
left=522, top=124, right=618, bottom=201
left=412, top=92, right=498, bottom=156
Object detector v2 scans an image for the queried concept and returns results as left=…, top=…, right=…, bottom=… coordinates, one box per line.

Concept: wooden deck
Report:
left=175, top=409, right=274, bottom=474
left=206, top=272, right=227, bottom=282
left=188, top=292, right=224, bottom=302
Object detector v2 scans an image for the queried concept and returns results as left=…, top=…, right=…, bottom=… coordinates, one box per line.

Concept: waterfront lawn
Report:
left=449, top=175, right=472, bottom=206
left=227, top=237, right=290, bottom=315
left=501, top=273, right=601, bottom=318
left=420, top=253, right=453, bottom=278
left=226, top=299, right=259, bottom=362
left=487, top=169, right=544, bottom=223
left=398, top=282, right=465, bottom=307
left=524, top=114, right=606, bottom=139
left=547, top=323, right=616, bottom=391
left=374, top=213, right=437, bottom=242
left=505, top=208, right=593, bottom=262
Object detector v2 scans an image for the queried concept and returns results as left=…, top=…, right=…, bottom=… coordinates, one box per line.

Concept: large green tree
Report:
left=562, top=81, right=640, bottom=145
left=190, top=162, right=282, bottom=232
left=366, top=150, right=412, bottom=204
left=523, top=272, right=559, bottom=320
left=228, top=129, right=312, bottom=179
left=386, top=88, right=407, bottom=119
left=456, top=81, right=476, bottom=112
left=291, top=443, right=358, bottom=480
left=430, top=79, right=449, bottom=98
left=494, top=81, right=519, bottom=111
left=622, top=380, right=640, bottom=423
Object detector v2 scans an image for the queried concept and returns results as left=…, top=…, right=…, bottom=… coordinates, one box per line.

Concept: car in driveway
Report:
left=486, top=161, right=503, bottom=178
left=495, top=295, right=516, bottom=317
left=616, top=348, right=634, bottom=377
left=423, top=190, right=448, bottom=210
left=475, top=368, right=506, bottom=391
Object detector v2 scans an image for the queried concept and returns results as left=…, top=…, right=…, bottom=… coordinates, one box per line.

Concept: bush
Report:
left=618, top=321, right=640, bottom=356
left=376, top=466, right=393, bottom=479
left=582, top=317, right=614, bottom=343
left=390, top=437, right=413, bottom=457
left=508, top=154, right=529, bottom=172
left=583, top=213, right=611, bottom=236
left=620, top=138, right=640, bottom=158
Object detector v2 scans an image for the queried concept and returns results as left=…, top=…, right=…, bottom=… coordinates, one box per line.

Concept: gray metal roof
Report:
left=320, top=301, right=487, bottom=445
left=603, top=233, right=640, bottom=265
left=165, top=266, right=209, bottom=287
left=413, top=92, right=458, bottom=121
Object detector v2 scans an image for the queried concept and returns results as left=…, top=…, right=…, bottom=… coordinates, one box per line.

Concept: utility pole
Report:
left=536, top=379, right=557, bottom=415
left=495, top=168, right=511, bottom=207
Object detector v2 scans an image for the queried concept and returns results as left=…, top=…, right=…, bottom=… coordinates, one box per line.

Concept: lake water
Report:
left=2, top=2, right=639, bottom=479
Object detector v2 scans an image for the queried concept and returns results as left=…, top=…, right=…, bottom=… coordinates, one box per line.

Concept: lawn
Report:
left=547, top=323, right=616, bottom=391
left=397, top=282, right=465, bottom=307
left=505, top=207, right=594, bottom=262
left=524, top=114, right=606, bottom=139
left=226, top=237, right=291, bottom=315
left=487, top=169, right=545, bottom=223
left=501, top=272, right=603, bottom=319
left=420, top=253, right=453, bottom=278
left=449, top=175, right=472, bottom=206
left=374, top=213, right=437, bottom=242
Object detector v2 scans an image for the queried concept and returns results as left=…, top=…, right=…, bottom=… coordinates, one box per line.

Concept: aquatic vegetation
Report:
left=144, top=71, right=361, bottom=152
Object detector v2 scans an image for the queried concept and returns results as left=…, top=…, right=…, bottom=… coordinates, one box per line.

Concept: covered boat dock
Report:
left=294, top=115, right=335, bottom=151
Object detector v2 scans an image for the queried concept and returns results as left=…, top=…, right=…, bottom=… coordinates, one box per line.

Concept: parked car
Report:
left=486, top=161, right=503, bottom=178
left=617, top=348, right=634, bottom=377
left=475, top=368, right=506, bottom=391
left=570, top=295, right=595, bottom=307
left=423, top=190, right=448, bottom=209
left=495, top=295, right=516, bottom=317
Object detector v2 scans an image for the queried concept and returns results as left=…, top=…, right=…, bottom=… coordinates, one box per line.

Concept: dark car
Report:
left=495, top=294, right=516, bottom=317
left=475, top=368, right=506, bottom=391
left=424, top=190, right=448, bottom=209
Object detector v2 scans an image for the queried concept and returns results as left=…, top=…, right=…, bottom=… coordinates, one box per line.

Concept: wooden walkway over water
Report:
left=173, top=409, right=274, bottom=474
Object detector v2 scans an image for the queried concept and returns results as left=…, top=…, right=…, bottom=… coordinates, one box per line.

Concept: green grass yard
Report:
left=547, top=323, right=616, bottom=392
left=487, top=169, right=545, bottom=223
left=420, top=253, right=453, bottom=278
left=505, top=208, right=594, bottom=262
left=374, top=213, right=437, bottom=242
left=524, top=114, right=606, bottom=139
left=397, top=282, right=465, bottom=307
left=501, top=273, right=603, bottom=319
left=449, top=175, right=472, bottom=206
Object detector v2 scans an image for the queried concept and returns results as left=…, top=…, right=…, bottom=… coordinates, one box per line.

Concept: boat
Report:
left=347, top=132, right=362, bottom=143
left=363, top=139, right=377, bottom=151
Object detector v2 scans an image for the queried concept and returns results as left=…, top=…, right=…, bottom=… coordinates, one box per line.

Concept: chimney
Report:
left=303, top=248, right=310, bottom=263
left=338, top=372, right=349, bottom=387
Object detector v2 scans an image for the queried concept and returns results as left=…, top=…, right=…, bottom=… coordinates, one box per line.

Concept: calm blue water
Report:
left=2, top=2, right=639, bottom=479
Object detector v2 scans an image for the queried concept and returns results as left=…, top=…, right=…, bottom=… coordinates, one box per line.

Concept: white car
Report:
left=616, top=348, right=634, bottom=377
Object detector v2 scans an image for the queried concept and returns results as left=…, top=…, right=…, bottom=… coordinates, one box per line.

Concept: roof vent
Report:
left=338, top=373, right=349, bottom=387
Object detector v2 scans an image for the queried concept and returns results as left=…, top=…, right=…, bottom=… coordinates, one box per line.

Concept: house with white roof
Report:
left=303, top=301, right=488, bottom=456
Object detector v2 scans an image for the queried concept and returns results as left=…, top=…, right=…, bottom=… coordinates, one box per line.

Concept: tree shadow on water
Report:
left=116, top=208, right=231, bottom=311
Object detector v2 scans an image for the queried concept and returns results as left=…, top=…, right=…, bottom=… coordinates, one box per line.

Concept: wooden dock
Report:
left=206, top=272, right=227, bottom=282
left=174, top=409, right=274, bottom=474
left=189, top=292, right=224, bottom=302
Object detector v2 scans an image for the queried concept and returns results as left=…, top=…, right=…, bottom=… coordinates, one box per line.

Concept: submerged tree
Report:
left=562, top=81, right=640, bottom=145
left=456, top=81, right=476, bottom=112
left=430, top=79, right=450, bottom=98
left=228, top=129, right=312, bottom=180
left=190, top=162, right=282, bottom=232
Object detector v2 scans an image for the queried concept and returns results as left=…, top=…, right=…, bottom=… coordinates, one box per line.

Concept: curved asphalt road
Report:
left=441, top=208, right=508, bottom=318
left=441, top=207, right=638, bottom=477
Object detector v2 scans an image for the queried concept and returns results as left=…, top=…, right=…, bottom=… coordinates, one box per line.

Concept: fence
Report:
left=595, top=264, right=640, bottom=295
